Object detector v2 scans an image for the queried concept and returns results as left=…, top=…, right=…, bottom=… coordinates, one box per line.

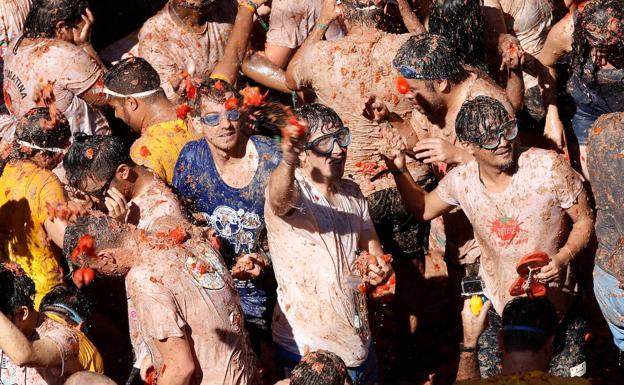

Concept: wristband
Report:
left=238, top=0, right=257, bottom=12
left=459, top=343, right=477, bottom=353
left=209, top=73, right=231, bottom=83
left=316, top=22, right=329, bottom=31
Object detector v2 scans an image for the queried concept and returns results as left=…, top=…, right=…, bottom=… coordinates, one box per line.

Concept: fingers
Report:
left=105, top=187, right=128, bottom=219
left=478, top=300, right=491, bottom=321
left=85, top=8, right=95, bottom=23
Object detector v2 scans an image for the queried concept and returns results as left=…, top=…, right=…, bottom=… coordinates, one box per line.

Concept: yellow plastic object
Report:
left=470, top=295, right=484, bottom=316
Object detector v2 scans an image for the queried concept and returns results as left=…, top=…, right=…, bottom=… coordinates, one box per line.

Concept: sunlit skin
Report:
left=196, top=95, right=244, bottom=153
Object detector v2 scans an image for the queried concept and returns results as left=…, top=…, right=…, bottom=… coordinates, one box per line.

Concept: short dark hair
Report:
left=63, top=215, right=129, bottom=268
left=21, top=0, right=88, bottom=40
left=393, top=33, right=470, bottom=83
left=189, top=78, right=243, bottom=117
left=104, top=57, right=163, bottom=98
left=40, top=285, right=92, bottom=325
left=341, top=0, right=384, bottom=26
left=455, top=96, right=510, bottom=145
left=290, top=350, right=353, bottom=385
left=63, top=134, right=132, bottom=191
left=502, top=297, right=558, bottom=353
left=0, top=263, right=35, bottom=315
left=294, top=103, right=343, bottom=141
left=12, top=107, right=71, bottom=159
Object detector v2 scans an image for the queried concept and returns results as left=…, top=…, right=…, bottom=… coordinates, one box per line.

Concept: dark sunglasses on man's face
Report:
left=305, top=127, right=351, bottom=156
left=479, top=120, right=519, bottom=150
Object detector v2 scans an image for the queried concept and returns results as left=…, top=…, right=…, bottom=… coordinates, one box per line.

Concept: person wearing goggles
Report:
left=266, top=103, right=391, bottom=385
left=383, top=96, right=594, bottom=379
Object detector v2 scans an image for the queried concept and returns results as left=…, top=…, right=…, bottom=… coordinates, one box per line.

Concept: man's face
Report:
left=179, top=0, right=217, bottom=10
left=403, top=78, right=445, bottom=117
left=303, top=123, right=349, bottom=182
left=471, top=135, right=518, bottom=172
left=197, top=95, right=242, bottom=152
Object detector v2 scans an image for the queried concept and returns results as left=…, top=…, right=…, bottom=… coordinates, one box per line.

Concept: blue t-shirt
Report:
left=173, top=136, right=281, bottom=327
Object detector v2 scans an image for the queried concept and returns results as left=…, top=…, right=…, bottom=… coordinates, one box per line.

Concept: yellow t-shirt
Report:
left=0, top=161, right=66, bottom=307
left=130, top=119, right=196, bottom=184
left=456, top=371, right=592, bottom=385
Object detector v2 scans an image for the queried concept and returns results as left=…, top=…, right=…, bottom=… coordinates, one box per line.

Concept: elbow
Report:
left=179, top=360, right=195, bottom=381
left=284, top=69, right=298, bottom=91
left=8, top=346, right=35, bottom=367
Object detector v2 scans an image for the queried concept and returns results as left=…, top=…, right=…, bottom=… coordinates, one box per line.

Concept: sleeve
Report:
left=127, top=272, right=187, bottom=342
left=138, top=29, right=178, bottom=100
left=36, top=175, right=67, bottom=223
left=433, top=170, right=461, bottom=207
left=130, top=138, right=167, bottom=182
left=266, top=0, right=309, bottom=48
left=550, top=152, right=584, bottom=209
left=172, top=144, right=193, bottom=200
left=59, top=47, right=103, bottom=96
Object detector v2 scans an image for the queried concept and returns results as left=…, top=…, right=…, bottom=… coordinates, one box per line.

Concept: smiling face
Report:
left=197, top=93, right=242, bottom=152
left=302, top=123, right=348, bottom=183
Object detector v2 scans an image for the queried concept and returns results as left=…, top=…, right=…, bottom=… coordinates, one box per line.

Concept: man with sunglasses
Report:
left=173, top=79, right=281, bottom=363
left=265, top=103, right=392, bottom=384
left=384, top=96, right=594, bottom=378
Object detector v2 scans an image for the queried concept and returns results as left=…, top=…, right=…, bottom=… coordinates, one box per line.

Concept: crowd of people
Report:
left=0, top=0, right=622, bottom=384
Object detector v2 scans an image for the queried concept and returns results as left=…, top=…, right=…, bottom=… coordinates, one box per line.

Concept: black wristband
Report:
left=459, top=343, right=477, bottom=353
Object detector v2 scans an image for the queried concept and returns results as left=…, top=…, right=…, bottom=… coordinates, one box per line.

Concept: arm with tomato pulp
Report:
left=396, top=0, right=426, bottom=34
left=152, top=336, right=195, bottom=385
left=285, top=0, right=341, bottom=90
left=210, top=0, right=268, bottom=84
left=536, top=14, right=574, bottom=150
left=0, top=312, right=70, bottom=368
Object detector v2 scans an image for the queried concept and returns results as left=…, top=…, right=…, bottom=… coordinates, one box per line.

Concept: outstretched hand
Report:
left=281, top=118, right=307, bottom=165
left=379, top=123, right=407, bottom=171
left=361, top=95, right=390, bottom=123
left=73, top=8, right=95, bottom=46
left=461, top=297, right=491, bottom=348
left=498, top=34, right=524, bottom=72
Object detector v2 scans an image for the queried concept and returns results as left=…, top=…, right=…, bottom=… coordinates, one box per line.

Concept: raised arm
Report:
left=211, top=0, right=268, bottom=84
left=285, top=0, right=341, bottom=90
left=0, top=312, right=67, bottom=368
left=537, top=14, right=574, bottom=149
left=241, top=53, right=291, bottom=93
left=268, top=121, right=307, bottom=217
left=396, top=0, right=426, bottom=34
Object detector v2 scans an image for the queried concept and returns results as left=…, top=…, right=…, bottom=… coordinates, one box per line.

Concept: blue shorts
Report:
left=594, top=265, right=624, bottom=351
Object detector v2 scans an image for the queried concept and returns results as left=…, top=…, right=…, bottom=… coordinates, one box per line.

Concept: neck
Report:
left=206, top=137, right=248, bottom=171
left=128, top=166, right=157, bottom=201
left=171, top=0, right=207, bottom=28
left=501, top=352, right=549, bottom=376
left=347, top=23, right=379, bottom=37
left=478, top=160, right=514, bottom=187
left=302, top=166, right=339, bottom=200
left=141, top=98, right=178, bottom=131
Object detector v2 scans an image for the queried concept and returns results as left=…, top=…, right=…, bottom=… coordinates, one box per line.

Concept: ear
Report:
left=125, top=97, right=140, bottom=112
left=437, top=79, right=450, bottom=93
left=15, top=306, right=30, bottom=322
left=116, top=164, right=131, bottom=180
left=54, top=21, right=67, bottom=36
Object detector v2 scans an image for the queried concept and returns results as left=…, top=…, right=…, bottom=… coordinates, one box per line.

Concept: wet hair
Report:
left=189, top=78, right=243, bottom=117
left=455, top=96, right=510, bottom=145
left=63, top=215, right=129, bottom=268
left=571, top=0, right=624, bottom=88
left=428, top=0, right=487, bottom=70
left=393, top=33, right=470, bottom=83
left=40, top=285, right=92, bottom=325
left=0, top=263, right=35, bottom=315
left=103, top=57, right=164, bottom=99
left=11, top=107, right=71, bottom=160
left=294, top=103, right=344, bottom=141
left=63, top=134, right=132, bottom=191
left=17, top=0, right=88, bottom=50
left=341, top=0, right=384, bottom=26
left=502, top=297, right=558, bottom=353
left=290, top=350, right=353, bottom=385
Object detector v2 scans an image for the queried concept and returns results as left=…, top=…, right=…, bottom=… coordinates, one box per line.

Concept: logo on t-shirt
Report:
left=489, top=215, right=528, bottom=245
left=185, top=252, right=226, bottom=290
left=207, top=205, right=262, bottom=254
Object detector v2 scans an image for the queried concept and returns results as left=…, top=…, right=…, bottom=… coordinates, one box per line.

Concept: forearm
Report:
left=0, top=313, right=35, bottom=366
left=241, top=53, right=291, bottom=93
left=396, top=0, right=426, bottom=33
left=540, top=65, right=559, bottom=109
left=211, top=4, right=256, bottom=84
left=157, top=366, right=193, bottom=385
left=390, top=168, right=427, bottom=220
left=455, top=351, right=481, bottom=381
left=505, top=67, right=525, bottom=112
left=556, top=216, right=594, bottom=266
left=268, top=160, right=299, bottom=217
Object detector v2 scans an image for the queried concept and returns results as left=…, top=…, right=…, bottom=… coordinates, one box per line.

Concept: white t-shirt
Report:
left=265, top=171, right=373, bottom=367
left=435, top=148, right=583, bottom=316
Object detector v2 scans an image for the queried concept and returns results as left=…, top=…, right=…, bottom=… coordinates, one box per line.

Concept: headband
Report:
left=503, top=325, right=548, bottom=335
left=16, top=139, right=64, bottom=153
left=102, top=87, right=160, bottom=98
left=43, top=303, right=87, bottom=331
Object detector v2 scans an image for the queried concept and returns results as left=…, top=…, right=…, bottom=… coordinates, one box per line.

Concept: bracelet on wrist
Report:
left=459, top=342, right=477, bottom=353
left=238, top=0, right=257, bottom=12
left=316, top=22, right=329, bottom=31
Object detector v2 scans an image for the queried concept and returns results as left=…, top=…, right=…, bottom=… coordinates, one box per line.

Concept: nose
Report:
left=220, top=116, right=232, bottom=129
left=331, top=139, right=345, bottom=157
